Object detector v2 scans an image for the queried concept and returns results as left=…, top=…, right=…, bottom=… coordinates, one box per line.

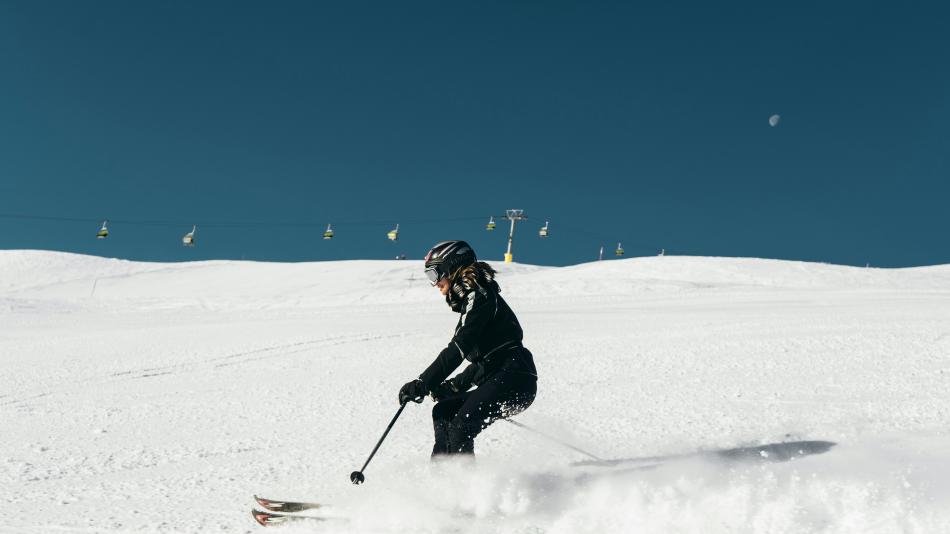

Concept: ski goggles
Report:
left=424, top=266, right=443, bottom=285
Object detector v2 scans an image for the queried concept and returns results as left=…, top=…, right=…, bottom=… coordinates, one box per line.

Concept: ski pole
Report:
left=350, top=401, right=408, bottom=485
left=505, top=419, right=603, bottom=462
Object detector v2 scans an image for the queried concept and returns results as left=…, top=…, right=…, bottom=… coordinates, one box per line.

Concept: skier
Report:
left=398, top=240, right=538, bottom=456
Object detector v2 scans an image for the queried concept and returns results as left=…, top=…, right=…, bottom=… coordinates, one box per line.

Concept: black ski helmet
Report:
left=424, top=240, right=476, bottom=285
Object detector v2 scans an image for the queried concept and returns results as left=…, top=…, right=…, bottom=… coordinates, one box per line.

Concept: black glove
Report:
left=398, top=379, right=428, bottom=405
left=429, top=382, right=452, bottom=402
left=430, top=380, right=465, bottom=402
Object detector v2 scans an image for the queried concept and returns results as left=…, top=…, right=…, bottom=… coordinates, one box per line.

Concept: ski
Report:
left=252, top=508, right=328, bottom=527
left=254, top=494, right=323, bottom=513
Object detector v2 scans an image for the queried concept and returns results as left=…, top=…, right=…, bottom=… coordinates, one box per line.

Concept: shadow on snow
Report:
left=571, top=440, right=837, bottom=468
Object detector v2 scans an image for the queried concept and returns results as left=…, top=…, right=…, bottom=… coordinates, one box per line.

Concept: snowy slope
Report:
left=2, top=250, right=949, bottom=533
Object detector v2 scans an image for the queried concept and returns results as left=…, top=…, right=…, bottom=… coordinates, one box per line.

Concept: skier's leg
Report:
left=431, top=396, right=467, bottom=457
left=446, top=373, right=537, bottom=455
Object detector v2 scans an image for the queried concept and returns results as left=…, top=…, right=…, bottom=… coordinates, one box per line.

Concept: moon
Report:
left=769, top=114, right=781, bottom=127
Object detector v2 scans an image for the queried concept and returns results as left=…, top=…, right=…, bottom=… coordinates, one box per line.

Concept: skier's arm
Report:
left=450, top=288, right=496, bottom=362
left=448, top=362, right=479, bottom=391
left=419, top=289, right=495, bottom=388
left=430, top=363, right=478, bottom=401
left=419, top=344, right=464, bottom=390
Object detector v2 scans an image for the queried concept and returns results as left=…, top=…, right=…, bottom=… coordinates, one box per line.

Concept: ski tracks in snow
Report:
left=0, top=332, right=414, bottom=411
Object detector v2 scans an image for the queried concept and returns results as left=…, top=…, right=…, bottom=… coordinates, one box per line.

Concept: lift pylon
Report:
left=502, top=209, right=527, bottom=263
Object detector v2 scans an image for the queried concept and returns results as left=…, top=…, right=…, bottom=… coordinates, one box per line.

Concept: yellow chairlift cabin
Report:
left=182, top=225, right=196, bottom=247
left=615, top=242, right=625, bottom=256
left=539, top=221, right=549, bottom=238
left=486, top=216, right=496, bottom=231
left=323, top=224, right=334, bottom=240
left=96, top=221, right=109, bottom=239
left=387, top=224, right=399, bottom=241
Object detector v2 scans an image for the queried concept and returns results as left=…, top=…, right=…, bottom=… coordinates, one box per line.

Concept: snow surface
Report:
left=2, top=250, right=950, bottom=533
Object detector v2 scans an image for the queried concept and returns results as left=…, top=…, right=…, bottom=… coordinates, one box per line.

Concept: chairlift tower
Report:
left=502, top=209, right=527, bottom=263
left=182, top=225, right=197, bottom=247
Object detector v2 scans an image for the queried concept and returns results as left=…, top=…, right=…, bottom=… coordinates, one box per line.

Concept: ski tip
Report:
left=254, top=494, right=322, bottom=512
left=251, top=508, right=274, bottom=526
left=252, top=508, right=332, bottom=527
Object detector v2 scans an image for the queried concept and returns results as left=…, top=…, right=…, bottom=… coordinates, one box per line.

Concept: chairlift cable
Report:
left=0, top=211, right=486, bottom=229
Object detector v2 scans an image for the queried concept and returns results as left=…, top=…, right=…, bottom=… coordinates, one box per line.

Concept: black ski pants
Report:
left=431, top=371, right=537, bottom=456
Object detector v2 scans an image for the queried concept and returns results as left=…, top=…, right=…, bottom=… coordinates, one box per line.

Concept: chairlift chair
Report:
left=615, top=242, right=625, bottom=256
left=96, top=221, right=109, bottom=239
left=387, top=224, right=399, bottom=241
left=486, top=216, right=496, bottom=231
left=182, top=225, right=197, bottom=247
left=323, top=224, right=334, bottom=240
left=539, top=221, right=549, bottom=238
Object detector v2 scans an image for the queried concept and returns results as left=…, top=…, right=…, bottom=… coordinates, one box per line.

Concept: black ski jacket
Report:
left=419, top=279, right=537, bottom=393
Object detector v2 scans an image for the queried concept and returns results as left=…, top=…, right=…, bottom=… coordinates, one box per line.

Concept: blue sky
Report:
left=1, top=1, right=947, bottom=267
